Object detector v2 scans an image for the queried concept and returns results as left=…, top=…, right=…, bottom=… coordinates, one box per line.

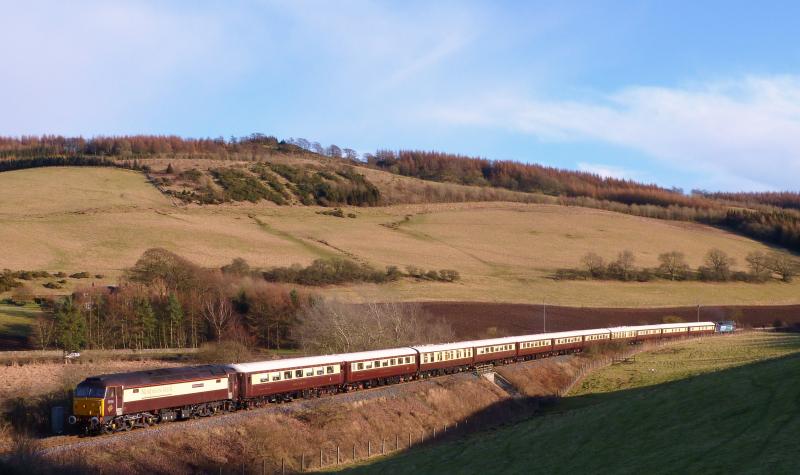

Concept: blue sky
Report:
left=2, top=1, right=800, bottom=191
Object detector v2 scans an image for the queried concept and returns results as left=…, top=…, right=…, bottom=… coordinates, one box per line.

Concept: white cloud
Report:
left=576, top=162, right=638, bottom=180
left=428, top=76, right=800, bottom=190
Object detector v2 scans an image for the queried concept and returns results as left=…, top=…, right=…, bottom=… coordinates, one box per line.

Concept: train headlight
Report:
left=68, top=415, right=77, bottom=425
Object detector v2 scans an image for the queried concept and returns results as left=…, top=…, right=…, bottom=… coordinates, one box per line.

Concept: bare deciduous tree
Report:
left=703, top=248, right=735, bottom=281
left=203, top=289, right=232, bottom=341
left=767, top=251, right=798, bottom=282
left=294, top=300, right=454, bottom=354
left=580, top=252, right=605, bottom=278
left=745, top=251, right=770, bottom=281
left=658, top=251, right=689, bottom=280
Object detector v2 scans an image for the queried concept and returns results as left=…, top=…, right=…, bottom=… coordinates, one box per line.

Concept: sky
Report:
left=2, top=0, right=800, bottom=192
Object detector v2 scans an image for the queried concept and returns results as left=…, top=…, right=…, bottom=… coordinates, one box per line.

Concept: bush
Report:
left=179, top=168, right=203, bottom=183
left=263, top=258, right=392, bottom=285
left=211, top=168, right=283, bottom=204
left=1, top=271, right=22, bottom=292
left=195, top=340, right=254, bottom=364
left=69, top=272, right=91, bottom=279
left=42, top=282, right=62, bottom=289
left=318, top=208, right=346, bottom=218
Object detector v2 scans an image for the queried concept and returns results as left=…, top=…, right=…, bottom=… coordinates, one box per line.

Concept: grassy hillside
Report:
left=342, top=332, right=800, bottom=474
left=1, top=167, right=799, bottom=306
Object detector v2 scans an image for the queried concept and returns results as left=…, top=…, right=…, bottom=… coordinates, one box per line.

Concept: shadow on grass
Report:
left=341, top=352, right=800, bottom=474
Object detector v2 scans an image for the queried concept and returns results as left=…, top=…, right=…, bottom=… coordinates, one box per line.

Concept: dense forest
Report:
left=2, top=135, right=800, bottom=252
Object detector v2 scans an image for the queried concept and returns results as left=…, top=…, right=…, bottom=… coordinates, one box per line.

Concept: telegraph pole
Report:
left=543, top=299, right=547, bottom=332
left=697, top=304, right=700, bottom=322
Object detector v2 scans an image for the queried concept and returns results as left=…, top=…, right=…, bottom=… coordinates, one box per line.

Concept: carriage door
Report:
left=106, top=387, right=121, bottom=417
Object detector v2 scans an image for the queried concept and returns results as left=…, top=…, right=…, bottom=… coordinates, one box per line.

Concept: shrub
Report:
left=263, top=258, right=391, bottom=285
left=42, top=282, right=62, bottom=289
left=211, top=168, right=283, bottom=203
left=318, top=208, right=346, bottom=218
left=179, top=168, right=203, bottom=183
left=69, top=272, right=91, bottom=279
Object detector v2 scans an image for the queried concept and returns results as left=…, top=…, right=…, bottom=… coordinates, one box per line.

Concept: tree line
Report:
left=556, top=249, right=797, bottom=283
left=27, top=249, right=455, bottom=353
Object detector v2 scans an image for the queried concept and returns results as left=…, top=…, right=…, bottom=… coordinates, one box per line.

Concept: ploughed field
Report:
left=341, top=332, right=800, bottom=474
left=420, top=301, right=800, bottom=339
left=2, top=167, right=799, bottom=307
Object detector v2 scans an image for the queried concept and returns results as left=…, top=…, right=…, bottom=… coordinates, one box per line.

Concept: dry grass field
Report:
left=1, top=166, right=799, bottom=306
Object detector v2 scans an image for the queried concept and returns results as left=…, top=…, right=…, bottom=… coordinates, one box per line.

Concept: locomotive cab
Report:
left=70, top=379, right=121, bottom=432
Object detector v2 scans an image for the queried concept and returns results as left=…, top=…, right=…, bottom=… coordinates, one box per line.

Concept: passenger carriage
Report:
left=230, top=354, right=346, bottom=404
left=515, top=332, right=555, bottom=359
left=687, top=321, right=717, bottom=335
left=633, top=324, right=663, bottom=342
left=608, top=326, right=638, bottom=342
left=471, top=336, right=519, bottom=364
left=412, top=342, right=474, bottom=376
left=550, top=329, right=611, bottom=353
left=658, top=322, right=691, bottom=338
left=342, top=347, right=418, bottom=388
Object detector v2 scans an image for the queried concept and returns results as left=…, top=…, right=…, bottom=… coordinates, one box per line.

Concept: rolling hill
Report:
left=1, top=166, right=798, bottom=307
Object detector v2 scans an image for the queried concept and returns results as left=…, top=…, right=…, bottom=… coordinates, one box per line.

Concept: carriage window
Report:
left=375, top=360, right=381, bottom=367
left=382, top=361, right=388, bottom=367
left=326, top=366, right=334, bottom=374
left=296, top=370, right=303, bottom=378
left=390, top=359, right=396, bottom=365
left=306, top=369, right=313, bottom=377
left=357, top=363, right=364, bottom=370
left=284, top=371, right=292, bottom=379
left=316, top=368, right=324, bottom=375
left=132, top=388, right=139, bottom=393
left=272, top=375, right=280, bottom=381
left=365, top=363, right=373, bottom=369
left=192, top=383, right=204, bottom=388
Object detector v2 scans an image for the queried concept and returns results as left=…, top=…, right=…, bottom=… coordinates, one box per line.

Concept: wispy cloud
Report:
left=428, top=76, right=800, bottom=190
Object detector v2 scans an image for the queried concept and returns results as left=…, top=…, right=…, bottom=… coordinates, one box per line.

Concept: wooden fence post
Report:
left=382, top=438, right=385, bottom=455
left=301, top=453, right=305, bottom=472
left=396, top=433, right=399, bottom=451
left=281, top=458, right=285, bottom=475
left=353, top=444, right=356, bottom=461
left=368, top=440, right=371, bottom=457
left=408, top=432, right=411, bottom=448
left=337, top=445, right=340, bottom=465
left=433, top=427, right=436, bottom=438
left=262, top=458, right=266, bottom=475
left=320, top=448, right=323, bottom=469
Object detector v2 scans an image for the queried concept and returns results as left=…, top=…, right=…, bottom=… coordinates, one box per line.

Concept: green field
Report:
left=0, top=303, right=41, bottom=349
left=342, top=332, right=800, bottom=474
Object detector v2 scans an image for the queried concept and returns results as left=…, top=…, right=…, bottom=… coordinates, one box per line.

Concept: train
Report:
left=70, top=321, right=718, bottom=434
